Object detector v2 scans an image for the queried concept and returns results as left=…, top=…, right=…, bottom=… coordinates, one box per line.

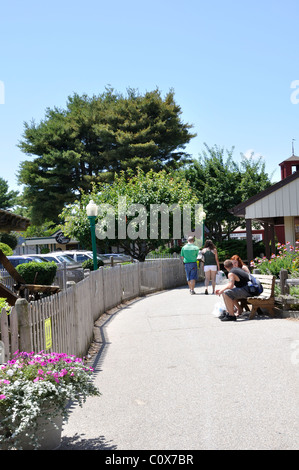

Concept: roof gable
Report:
left=231, top=170, right=299, bottom=218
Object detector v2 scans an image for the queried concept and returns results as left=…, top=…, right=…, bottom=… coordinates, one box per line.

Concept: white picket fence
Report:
left=0, top=259, right=195, bottom=362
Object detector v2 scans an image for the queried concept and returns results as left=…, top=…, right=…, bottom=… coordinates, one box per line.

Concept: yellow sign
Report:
left=44, top=318, right=52, bottom=350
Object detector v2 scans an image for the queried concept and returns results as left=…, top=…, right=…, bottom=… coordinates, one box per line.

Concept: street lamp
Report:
left=86, top=200, right=98, bottom=271
left=202, top=211, right=206, bottom=246
left=200, top=211, right=206, bottom=247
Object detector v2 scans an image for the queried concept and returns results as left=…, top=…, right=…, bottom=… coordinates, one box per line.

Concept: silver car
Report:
left=61, top=250, right=107, bottom=264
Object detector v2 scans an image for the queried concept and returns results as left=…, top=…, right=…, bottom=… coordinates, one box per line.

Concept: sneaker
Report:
left=219, top=310, right=228, bottom=319
left=190, top=290, right=195, bottom=295
left=205, top=289, right=208, bottom=295
left=221, top=314, right=237, bottom=322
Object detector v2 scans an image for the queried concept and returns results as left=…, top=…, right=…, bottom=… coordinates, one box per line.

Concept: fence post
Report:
left=15, top=298, right=32, bottom=353
left=280, top=269, right=289, bottom=295
left=137, top=261, right=141, bottom=296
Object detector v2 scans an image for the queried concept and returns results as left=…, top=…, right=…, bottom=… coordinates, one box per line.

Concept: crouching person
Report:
left=215, top=259, right=251, bottom=321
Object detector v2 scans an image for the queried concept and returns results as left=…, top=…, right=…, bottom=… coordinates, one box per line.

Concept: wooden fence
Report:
left=0, top=259, right=191, bottom=362
left=275, top=268, right=299, bottom=310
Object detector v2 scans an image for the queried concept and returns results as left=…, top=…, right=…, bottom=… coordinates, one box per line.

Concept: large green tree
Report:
left=0, top=178, right=18, bottom=210
left=184, top=144, right=272, bottom=241
left=18, top=88, right=196, bottom=224
left=61, top=168, right=199, bottom=261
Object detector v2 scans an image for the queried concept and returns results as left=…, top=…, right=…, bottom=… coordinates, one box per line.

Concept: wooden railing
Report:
left=0, top=259, right=189, bottom=363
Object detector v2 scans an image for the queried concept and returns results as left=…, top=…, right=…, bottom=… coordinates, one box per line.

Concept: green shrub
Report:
left=215, top=239, right=265, bottom=262
left=82, top=258, right=104, bottom=271
left=16, top=262, right=57, bottom=285
left=0, top=233, right=18, bottom=250
left=0, top=297, right=11, bottom=314
left=0, top=242, right=13, bottom=256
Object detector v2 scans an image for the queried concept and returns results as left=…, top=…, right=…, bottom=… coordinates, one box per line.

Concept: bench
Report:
left=240, top=274, right=276, bottom=320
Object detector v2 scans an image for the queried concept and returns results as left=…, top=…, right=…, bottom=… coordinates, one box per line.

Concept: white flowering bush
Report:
left=0, top=351, right=101, bottom=449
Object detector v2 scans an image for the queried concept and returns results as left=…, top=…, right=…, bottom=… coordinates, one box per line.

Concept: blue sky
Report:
left=1, top=0, right=299, bottom=193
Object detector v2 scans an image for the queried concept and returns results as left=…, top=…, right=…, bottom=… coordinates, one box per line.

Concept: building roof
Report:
left=279, top=155, right=299, bottom=165
left=230, top=170, right=299, bottom=218
left=0, top=209, right=31, bottom=232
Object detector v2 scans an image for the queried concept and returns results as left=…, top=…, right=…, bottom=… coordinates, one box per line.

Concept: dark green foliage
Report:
left=0, top=178, right=18, bottom=210
left=0, top=233, right=18, bottom=250
left=18, top=88, right=196, bottom=224
left=81, top=259, right=104, bottom=271
left=16, top=262, right=57, bottom=285
left=215, top=239, right=265, bottom=262
left=184, top=144, right=272, bottom=241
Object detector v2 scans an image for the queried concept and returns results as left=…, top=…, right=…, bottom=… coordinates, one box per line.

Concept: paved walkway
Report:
left=60, top=283, right=299, bottom=450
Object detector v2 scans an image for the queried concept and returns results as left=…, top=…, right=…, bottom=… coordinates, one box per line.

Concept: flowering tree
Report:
left=61, top=168, right=200, bottom=261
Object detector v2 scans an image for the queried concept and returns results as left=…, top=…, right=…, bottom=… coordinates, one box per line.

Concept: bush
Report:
left=82, top=258, right=104, bottom=271
left=250, top=242, right=299, bottom=277
left=0, top=242, right=13, bottom=256
left=215, top=239, right=265, bottom=262
left=0, top=297, right=11, bottom=313
left=0, top=233, right=18, bottom=250
left=16, top=262, right=57, bottom=285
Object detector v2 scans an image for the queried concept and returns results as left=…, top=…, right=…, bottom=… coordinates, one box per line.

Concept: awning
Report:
left=0, top=209, right=30, bottom=232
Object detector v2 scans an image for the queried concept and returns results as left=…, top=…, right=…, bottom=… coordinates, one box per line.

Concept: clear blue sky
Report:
left=1, top=0, right=299, bottom=193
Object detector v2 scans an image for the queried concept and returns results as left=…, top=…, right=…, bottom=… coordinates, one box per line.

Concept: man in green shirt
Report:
left=180, top=236, right=200, bottom=294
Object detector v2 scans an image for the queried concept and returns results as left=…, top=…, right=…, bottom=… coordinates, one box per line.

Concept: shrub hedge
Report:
left=16, top=261, right=57, bottom=285
left=81, top=259, right=104, bottom=271
left=0, top=242, right=13, bottom=256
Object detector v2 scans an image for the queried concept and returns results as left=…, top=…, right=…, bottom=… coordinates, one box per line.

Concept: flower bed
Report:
left=250, top=241, right=299, bottom=278
left=0, top=351, right=101, bottom=450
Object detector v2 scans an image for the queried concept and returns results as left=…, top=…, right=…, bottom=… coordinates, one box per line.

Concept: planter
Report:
left=18, top=412, right=63, bottom=450
left=1, top=409, right=63, bottom=450
left=0, top=351, right=101, bottom=450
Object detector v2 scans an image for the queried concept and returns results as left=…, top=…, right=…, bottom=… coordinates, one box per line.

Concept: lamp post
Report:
left=201, top=211, right=206, bottom=247
left=86, top=200, right=98, bottom=271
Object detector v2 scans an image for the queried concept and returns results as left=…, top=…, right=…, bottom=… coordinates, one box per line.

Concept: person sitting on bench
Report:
left=215, top=259, right=252, bottom=321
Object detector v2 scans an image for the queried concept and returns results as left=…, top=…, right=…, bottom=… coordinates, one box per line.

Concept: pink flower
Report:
left=0, top=394, right=6, bottom=399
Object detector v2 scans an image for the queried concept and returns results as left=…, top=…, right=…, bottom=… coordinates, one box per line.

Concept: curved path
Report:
left=60, top=284, right=299, bottom=450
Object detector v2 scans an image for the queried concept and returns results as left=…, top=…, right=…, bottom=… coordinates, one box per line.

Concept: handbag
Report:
left=216, top=270, right=226, bottom=284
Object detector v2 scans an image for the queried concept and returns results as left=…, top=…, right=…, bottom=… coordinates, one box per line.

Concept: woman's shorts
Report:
left=204, top=265, right=217, bottom=272
left=224, top=287, right=250, bottom=300
left=184, top=262, right=198, bottom=281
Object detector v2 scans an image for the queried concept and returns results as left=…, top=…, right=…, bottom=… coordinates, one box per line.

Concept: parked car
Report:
left=100, top=253, right=132, bottom=263
left=0, top=255, right=43, bottom=269
left=62, top=250, right=108, bottom=265
left=64, top=250, right=132, bottom=264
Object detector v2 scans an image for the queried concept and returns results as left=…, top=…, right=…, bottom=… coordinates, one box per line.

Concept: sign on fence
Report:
left=44, top=318, right=52, bottom=350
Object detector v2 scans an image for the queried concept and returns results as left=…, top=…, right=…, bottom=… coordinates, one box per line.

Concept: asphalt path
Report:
left=60, top=283, right=299, bottom=451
